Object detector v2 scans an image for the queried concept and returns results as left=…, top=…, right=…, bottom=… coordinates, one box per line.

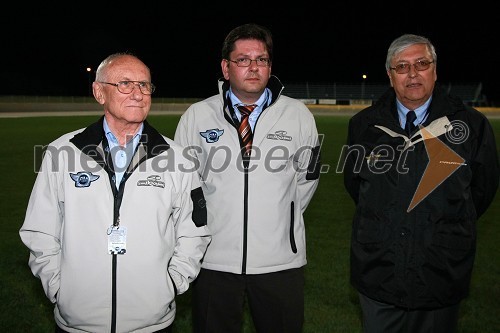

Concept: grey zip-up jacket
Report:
left=20, top=117, right=211, bottom=333
left=174, top=76, right=321, bottom=275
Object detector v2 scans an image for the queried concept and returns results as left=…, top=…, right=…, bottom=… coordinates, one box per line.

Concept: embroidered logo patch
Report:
left=266, top=130, right=292, bottom=141
left=70, top=171, right=100, bottom=188
left=137, top=175, right=165, bottom=188
left=200, top=129, right=224, bottom=143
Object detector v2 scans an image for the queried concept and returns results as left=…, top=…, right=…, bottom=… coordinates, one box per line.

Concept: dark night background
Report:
left=2, top=2, right=499, bottom=104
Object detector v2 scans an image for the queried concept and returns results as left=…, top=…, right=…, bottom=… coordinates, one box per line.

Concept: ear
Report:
left=221, top=59, right=230, bottom=80
left=386, top=70, right=394, bottom=87
left=92, top=82, right=105, bottom=105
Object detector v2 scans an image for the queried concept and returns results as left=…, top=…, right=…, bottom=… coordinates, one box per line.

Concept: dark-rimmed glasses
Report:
left=389, top=60, right=434, bottom=74
left=227, top=57, right=271, bottom=67
left=99, top=80, right=155, bottom=95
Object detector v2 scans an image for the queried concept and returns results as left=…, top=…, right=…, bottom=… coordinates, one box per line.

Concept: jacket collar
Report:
left=373, top=84, right=467, bottom=126
left=70, top=116, right=169, bottom=162
left=218, top=75, right=284, bottom=109
left=219, top=75, right=284, bottom=125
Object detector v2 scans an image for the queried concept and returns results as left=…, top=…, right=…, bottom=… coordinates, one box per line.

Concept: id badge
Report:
left=108, top=226, right=127, bottom=254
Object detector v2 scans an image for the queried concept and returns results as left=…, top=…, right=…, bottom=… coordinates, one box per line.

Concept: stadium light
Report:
left=361, top=74, right=367, bottom=100
left=86, top=67, right=92, bottom=96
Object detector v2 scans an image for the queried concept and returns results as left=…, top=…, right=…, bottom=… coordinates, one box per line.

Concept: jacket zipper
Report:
left=241, top=160, right=249, bottom=274
left=103, top=136, right=127, bottom=333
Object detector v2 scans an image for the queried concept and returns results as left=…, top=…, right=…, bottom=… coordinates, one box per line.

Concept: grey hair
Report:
left=385, top=34, right=437, bottom=71
left=95, top=52, right=145, bottom=82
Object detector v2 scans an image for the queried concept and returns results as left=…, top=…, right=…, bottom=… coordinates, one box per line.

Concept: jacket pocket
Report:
left=191, top=187, right=207, bottom=227
left=429, top=213, right=475, bottom=250
left=167, top=269, right=178, bottom=296
left=290, top=201, right=297, bottom=253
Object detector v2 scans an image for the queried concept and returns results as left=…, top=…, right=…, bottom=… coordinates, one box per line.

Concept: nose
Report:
left=131, top=84, right=144, bottom=99
left=408, top=64, right=418, bottom=77
left=249, top=59, right=259, bottom=70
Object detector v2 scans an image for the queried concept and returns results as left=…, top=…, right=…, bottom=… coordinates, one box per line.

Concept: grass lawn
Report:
left=0, top=114, right=498, bottom=332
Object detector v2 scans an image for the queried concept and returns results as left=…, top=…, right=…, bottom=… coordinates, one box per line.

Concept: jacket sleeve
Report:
left=167, top=159, right=211, bottom=295
left=174, top=107, right=204, bottom=179
left=174, top=110, right=189, bottom=147
left=470, top=114, right=500, bottom=218
left=19, top=148, right=62, bottom=303
left=296, top=110, right=321, bottom=213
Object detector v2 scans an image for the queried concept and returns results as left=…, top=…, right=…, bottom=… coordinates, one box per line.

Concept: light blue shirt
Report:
left=103, top=118, right=143, bottom=188
left=229, top=88, right=272, bottom=131
left=397, top=97, right=432, bottom=129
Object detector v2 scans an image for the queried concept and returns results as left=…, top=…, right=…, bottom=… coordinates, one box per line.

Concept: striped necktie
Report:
left=237, top=104, right=257, bottom=157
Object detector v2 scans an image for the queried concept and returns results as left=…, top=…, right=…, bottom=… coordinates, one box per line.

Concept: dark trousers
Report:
left=358, top=293, right=460, bottom=333
left=55, top=325, right=172, bottom=333
left=192, top=267, right=304, bottom=333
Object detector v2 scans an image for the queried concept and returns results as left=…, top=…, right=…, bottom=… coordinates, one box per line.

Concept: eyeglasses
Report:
left=389, top=60, right=434, bottom=74
left=99, top=80, right=156, bottom=95
left=227, top=57, right=271, bottom=67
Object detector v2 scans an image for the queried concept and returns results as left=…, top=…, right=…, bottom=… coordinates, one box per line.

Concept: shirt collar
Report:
left=103, top=117, right=143, bottom=146
left=397, top=96, right=432, bottom=125
left=228, top=87, right=272, bottom=116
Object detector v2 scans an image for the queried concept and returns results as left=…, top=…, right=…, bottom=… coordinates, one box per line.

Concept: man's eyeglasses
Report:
left=227, top=57, right=271, bottom=67
left=99, top=80, right=156, bottom=95
left=389, top=60, right=434, bottom=74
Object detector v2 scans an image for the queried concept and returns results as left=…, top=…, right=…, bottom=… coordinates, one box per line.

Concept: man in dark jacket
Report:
left=343, top=34, right=499, bottom=333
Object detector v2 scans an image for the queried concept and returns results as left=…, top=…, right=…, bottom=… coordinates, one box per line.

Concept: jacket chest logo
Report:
left=266, top=130, right=292, bottom=141
left=200, top=129, right=224, bottom=143
left=137, top=175, right=165, bottom=188
left=70, top=171, right=100, bottom=188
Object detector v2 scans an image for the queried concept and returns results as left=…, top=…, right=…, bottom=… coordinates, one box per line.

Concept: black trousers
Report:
left=55, top=325, right=172, bottom=333
left=358, top=293, right=460, bottom=333
left=192, top=267, right=305, bottom=333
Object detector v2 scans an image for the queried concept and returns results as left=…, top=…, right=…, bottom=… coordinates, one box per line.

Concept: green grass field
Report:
left=0, top=114, right=498, bottom=332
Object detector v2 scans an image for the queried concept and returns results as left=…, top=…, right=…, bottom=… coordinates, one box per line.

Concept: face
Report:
left=387, top=43, right=436, bottom=110
left=93, top=55, right=152, bottom=127
left=221, top=39, right=271, bottom=104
